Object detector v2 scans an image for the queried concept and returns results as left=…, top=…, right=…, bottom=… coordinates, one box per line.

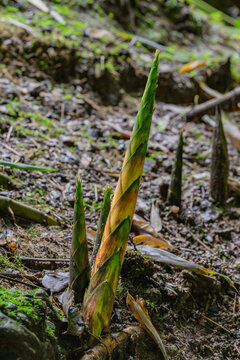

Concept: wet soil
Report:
left=0, top=1, right=240, bottom=359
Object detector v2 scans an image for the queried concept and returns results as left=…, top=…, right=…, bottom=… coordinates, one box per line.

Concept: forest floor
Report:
left=0, top=1, right=240, bottom=359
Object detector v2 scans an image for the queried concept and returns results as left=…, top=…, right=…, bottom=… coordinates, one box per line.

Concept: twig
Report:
left=6, top=123, right=14, bottom=142
left=233, top=293, right=237, bottom=314
left=184, top=86, right=240, bottom=120
left=20, top=256, right=70, bottom=269
left=190, top=231, right=214, bottom=254
left=201, top=313, right=231, bottom=333
left=20, top=256, right=70, bottom=263
left=0, top=273, right=38, bottom=288
left=2, top=143, right=19, bottom=156
left=162, top=223, right=176, bottom=236
left=0, top=271, right=41, bottom=284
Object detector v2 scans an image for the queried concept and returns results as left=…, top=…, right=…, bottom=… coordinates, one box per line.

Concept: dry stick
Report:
left=233, top=294, right=237, bottom=314
left=201, top=314, right=231, bottom=333
left=184, top=86, right=240, bottom=120
left=0, top=271, right=42, bottom=284
left=0, top=196, right=59, bottom=226
left=80, top=326, right=144, bottom=360
left=190, top=231, right=214, bottom=253
left=20, top=256, right=70, bottom=263
left=19, top=257, right=69, bottom=270
left=0, top=273, right=39, bottom=288
left=2, top=143, right=20, bottom=156
left=90, top=185, right=111, bottom=269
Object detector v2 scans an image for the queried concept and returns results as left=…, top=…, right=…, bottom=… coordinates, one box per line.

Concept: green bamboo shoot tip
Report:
left=167, top=129, right=183, bottom=208
left=70, top=177, right=90, bottom=303
left=83, top=51, right=159, bottom=340
left=210, top=106, right=229, bottom=206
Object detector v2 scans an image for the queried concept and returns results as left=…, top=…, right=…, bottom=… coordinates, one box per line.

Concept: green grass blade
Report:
left=0, top=160, right=55, bottom=172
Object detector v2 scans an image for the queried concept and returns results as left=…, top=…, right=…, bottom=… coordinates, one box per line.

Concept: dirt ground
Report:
left=0, top=1, right=240, bottom=359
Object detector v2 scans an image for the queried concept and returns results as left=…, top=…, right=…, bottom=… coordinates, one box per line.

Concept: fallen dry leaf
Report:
left=179, top=60, right=206, bottom=74
left=132, top=214, right=158, bottom=237
left=132, top=234, right=173, bottom=249
left=126, top=292, right=168, bottom=360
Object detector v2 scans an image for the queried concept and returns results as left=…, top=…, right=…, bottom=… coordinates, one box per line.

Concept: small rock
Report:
left=143, top=159, right=156, bottom=172
left=205, top=235, right=213, bottom=243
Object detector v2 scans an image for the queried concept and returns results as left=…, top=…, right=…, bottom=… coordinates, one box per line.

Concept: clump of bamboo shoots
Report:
left=210, top=106, right=229, bottom=206
left=167, top=129, right=183, bottom=208
left=83, top=50, right=160, bottom=340
left=70, top=178, right=90, bottom=303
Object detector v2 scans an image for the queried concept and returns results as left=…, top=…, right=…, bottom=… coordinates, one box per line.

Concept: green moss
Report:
left=0, top=286, right=63, bottom=343
left=0, top=287, right=43, bottom=322
left=46, top=324, right=57, bottom=341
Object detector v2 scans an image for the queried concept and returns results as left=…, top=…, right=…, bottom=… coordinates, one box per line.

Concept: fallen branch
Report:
left=20, top=257, right=68, bottom=270
left=0, top=196, right=59, bottom=226
left=20, top=256, right=69, bottom=263
left=185, top=86, right=240, bottom=120
left=0, top=271, right=42, bottom=284
left=0, top=273, right=39, bottom=288
left=80, top=326, right=144, bottom=360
